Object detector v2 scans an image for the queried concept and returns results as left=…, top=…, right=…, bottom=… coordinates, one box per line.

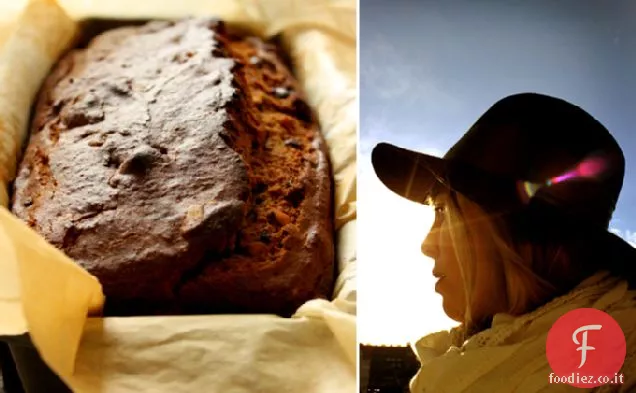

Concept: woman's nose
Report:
left=421, top=229, right=438, bottom=259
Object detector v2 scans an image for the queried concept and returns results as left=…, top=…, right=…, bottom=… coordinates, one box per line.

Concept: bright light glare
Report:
left=358, top=167, right=459, bottom=346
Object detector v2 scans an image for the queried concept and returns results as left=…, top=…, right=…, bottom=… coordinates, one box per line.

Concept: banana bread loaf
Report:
left=11, top=18, right=334, bottom=317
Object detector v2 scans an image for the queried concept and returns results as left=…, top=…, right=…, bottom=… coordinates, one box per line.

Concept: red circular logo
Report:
left=546, top=308, right=626, bottom=388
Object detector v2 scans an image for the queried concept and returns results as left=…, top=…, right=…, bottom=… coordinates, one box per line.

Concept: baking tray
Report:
left=2, top=335, right=69, bottom=393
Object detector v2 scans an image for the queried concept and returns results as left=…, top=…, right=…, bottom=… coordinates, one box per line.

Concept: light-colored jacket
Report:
left=409, top=272, right=636, bottom=393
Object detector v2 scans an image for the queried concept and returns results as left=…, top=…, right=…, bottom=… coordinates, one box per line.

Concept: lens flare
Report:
left=518, top=156, right=607, bottom=203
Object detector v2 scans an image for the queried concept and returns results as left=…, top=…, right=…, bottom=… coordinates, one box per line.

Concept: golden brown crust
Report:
left=11, top=18, right=334, bottom=317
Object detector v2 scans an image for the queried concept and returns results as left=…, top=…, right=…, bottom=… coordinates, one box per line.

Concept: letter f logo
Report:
left=546, top=309, right=626, bottom=388
left=572, top=324, right=602, bottom=368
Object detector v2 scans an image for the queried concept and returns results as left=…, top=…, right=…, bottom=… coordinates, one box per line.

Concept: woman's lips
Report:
left=433, top=271, right=445, bottom=292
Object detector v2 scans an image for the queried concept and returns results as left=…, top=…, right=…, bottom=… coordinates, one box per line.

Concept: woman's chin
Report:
left=441, top=297, right=464, bottom=323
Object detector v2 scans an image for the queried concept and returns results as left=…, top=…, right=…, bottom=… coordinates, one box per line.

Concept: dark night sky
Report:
left=360, top=0, right=636, bottom=240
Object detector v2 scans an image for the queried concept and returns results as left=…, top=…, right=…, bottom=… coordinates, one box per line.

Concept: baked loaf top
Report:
left=12, top=18, right=334, bottom=316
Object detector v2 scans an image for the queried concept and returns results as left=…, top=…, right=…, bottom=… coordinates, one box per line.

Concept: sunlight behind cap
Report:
left=358, top=162, right=458, bottom=346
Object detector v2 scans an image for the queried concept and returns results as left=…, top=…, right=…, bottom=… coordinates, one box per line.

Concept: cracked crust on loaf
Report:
left=11, top=18, right=334, bottom=317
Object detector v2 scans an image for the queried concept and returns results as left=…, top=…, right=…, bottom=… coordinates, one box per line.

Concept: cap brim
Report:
left=371, top=143, right=447, bottom=205
left=371, top=142, right=521, bottom=209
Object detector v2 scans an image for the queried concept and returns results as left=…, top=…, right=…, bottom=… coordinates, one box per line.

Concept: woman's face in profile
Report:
left=421, top=196, right=466, bottom=322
